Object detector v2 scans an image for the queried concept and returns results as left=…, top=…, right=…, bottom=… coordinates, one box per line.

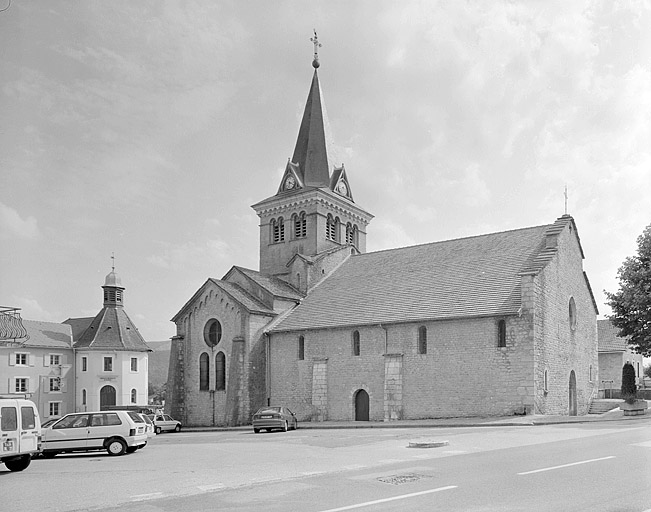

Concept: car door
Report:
left=87, top=413, right=124, bottom=449
left=45, top=414, right=91, bottom=451
left=18, top=405, right=39, bottom=453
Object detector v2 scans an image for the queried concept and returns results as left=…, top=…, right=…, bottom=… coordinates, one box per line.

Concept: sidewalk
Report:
left=184, top=407, right=651, bottom=432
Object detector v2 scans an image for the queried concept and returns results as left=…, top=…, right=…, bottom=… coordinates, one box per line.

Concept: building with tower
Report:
left=166, top=37, right=599, bottom=426
left=65, top=267, right=151, bottom=412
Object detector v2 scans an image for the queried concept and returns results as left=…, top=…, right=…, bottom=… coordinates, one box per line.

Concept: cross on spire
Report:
left=311, top=30, right=322, bottom=68
left=111, top=252, right=115, bottom=272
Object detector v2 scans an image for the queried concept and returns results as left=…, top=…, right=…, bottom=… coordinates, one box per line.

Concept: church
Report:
left=165, top=40, right=599, bottom=426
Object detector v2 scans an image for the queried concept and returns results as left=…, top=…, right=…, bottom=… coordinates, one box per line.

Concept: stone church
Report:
left=166, top=47, right=599, bottom=426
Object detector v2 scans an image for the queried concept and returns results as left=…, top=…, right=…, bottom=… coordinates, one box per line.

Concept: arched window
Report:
left=215, top=352, right=226, bottom=391
left=543, top=369, right=549, bottom=393
left=352, top=330, right=360, bottom=356
left=199, top=353, right=209, bottom=391
left=130, top=388, right=137, bottom=404
left=204, top=319, right=222, bottom=347
left=294, top=211, right=307, bottom=238
left=418, top=326, right=427, bottom=354
left=346, top=223, right=358, bottom=245
left=569, top=297, right=577, bottom=331
left=326, top=215, right=339, bottom=242
left=497, top=319, right=506, bottom=348
left=272, top=217, right=285, bottom=243
left=298, top=335, right=305, bottom=360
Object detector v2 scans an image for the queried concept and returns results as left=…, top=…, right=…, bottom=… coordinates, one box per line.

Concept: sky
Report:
left=1, top=1, right=650, bottom=342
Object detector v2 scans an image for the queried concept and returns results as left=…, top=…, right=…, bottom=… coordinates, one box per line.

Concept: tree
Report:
left=644, top=364, right=651, bottom=380
left=621, top=363, right=637, bottom=404
left=605, top=223, right=651, bottom=357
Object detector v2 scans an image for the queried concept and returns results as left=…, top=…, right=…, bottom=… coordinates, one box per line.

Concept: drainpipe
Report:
left=380, top=324, right=388, bottom=354
left=264, top=332, right=270, bottom=406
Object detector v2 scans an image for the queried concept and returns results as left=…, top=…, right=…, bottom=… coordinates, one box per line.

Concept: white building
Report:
left=64, top=269, right=151, bottom=411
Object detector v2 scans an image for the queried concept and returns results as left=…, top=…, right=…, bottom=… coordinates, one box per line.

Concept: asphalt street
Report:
left=2, top=416, right=650, bottom=512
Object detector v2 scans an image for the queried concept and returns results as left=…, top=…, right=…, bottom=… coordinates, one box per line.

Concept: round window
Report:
left=204, top=319, right=222, bottom=347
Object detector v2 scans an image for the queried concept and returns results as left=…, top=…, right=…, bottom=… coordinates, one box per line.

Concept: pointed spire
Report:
left=290, top=32, right=331, bottom=188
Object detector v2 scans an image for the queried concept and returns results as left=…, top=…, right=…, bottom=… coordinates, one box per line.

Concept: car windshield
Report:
left=257, top=407, right=281, bottom=414
left=141, top=414, right=152, bottom=424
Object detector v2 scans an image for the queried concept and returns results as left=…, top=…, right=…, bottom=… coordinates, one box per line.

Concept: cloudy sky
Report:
left=1, top=1, right=650, bottom=341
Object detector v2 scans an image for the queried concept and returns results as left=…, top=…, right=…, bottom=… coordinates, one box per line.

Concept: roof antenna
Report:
left=310, top=29, right=322, bottom=69
left=564, top=185, right=568, bottom=215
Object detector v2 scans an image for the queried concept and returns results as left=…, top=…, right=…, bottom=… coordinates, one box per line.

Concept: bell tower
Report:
left=251, top=32, right=373, bottom=281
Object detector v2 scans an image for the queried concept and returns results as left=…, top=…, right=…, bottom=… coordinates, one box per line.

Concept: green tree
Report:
left=644, top=364, right=651, bottom=380
left=605, top=223, right=651, bottom=357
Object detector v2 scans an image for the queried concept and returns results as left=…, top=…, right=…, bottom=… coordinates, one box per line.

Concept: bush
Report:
left=621, top=363, right=637, bottom=404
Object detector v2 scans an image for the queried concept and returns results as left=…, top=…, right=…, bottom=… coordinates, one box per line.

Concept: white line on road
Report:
left=316, top=486, right=458, bottom=512
left=130, top=492, right=163, bottom=501
left=518, top=456, right=616, bottom=475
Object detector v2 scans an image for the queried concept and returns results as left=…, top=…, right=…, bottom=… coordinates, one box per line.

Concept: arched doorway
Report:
left=568, top=371, right=577, bottom=416
left=100, top=385, right=116, bottom=410
left=354, top=389, right=369, bottom=421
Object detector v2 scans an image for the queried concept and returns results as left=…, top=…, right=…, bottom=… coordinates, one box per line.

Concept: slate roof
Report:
left=72, top=307, right=151, bottom=352
left=597, top=319, right=629, bottom=352
left=21, top=320, right=73, bottom=349
left=230, top=267, right=303, bottom=301
left=63, top=317, right=93, bottom=340
left=271, top=224, right=552, bottom=332
left=208, top=278, right=276, bottom=315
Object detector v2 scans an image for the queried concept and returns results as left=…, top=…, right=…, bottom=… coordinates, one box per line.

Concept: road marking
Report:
left=197, top=483, right=226, bottom=491
left=130, top=492, right=163, bottom=501
left=518, top=456, right=615, bottom=475
left=316, top=486, right=457, bottom=512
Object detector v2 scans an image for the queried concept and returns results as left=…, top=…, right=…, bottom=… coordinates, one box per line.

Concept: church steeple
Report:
left=252, top=33, right=374, bottom=279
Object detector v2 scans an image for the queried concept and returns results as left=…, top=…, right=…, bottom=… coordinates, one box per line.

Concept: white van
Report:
left=0, top=398, right=41, bottom=472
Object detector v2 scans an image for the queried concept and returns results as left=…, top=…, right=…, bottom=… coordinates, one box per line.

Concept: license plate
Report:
left=2, top=439, right=15, bottom=452
left=261, top=415, right=272, bottom=419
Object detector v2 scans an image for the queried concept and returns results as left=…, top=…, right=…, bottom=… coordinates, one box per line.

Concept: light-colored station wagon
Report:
left=41, top=410, right=147, bottom=457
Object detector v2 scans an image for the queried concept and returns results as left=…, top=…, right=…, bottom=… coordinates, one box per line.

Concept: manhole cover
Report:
left=377, top=473, right=432, bottom=485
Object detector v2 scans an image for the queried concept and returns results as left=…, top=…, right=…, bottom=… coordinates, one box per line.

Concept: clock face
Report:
left=337, top=181, right=348, bottom=195
left=284, top=175, right=296, bottom=190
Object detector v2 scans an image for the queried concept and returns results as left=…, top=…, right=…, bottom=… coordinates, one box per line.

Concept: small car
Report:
left=252, top=406, right=298, bottom=433
left=40, top=410, right=147, bottom=457
left=148, top=414, right=181, bottom=434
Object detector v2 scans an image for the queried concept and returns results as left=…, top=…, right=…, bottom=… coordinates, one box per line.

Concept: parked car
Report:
left=40, top=410, right=148, bottom=457
left=147, top=413, right=181, bottom=434
left=40, top=418, right=58, bottom=429
left=139, top=413, right=156, bottom=439
left=0, top=398, right=41, bottom=472
left=252, top=406, right=298, bottom=433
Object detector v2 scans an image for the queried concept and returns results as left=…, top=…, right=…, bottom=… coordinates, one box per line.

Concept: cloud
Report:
left=11, top=297, right=59, bottom=323
left=0, top=202, right=39, bottom=240
left=148, top=238, right=231, bottom=271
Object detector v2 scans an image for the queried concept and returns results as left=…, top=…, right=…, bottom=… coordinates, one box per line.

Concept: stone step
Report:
left=588, top=399, right=621, bottom=415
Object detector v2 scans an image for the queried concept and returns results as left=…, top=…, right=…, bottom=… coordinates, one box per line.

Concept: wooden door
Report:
left=355, top=389, right=369, bottom=421
left=99, top=385, right=116, bottom=410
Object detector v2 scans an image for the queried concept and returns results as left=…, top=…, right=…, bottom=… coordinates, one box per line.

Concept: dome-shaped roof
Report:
left=104, top=271, right=122, bottom=287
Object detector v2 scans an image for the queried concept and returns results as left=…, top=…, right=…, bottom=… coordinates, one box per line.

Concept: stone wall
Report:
left=533, top=222, right=598, bottom=415
left=269, top=315, right=536, bottom=421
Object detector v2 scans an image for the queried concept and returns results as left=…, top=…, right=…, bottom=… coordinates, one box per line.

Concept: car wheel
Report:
left=4, top=454, right=31, bottom=472
left=283, top=420, right=288, bottom=432
left=106, top=438, right=127, bottom=456
left=155, top=426, right=162, bottom=435
left=42, top=451, right=58, bottom=459
left=126, top=446, right=137, bottom=454
left=253, top=428, right=260, bottom=433
left=174, top=424, right=181, bottom=432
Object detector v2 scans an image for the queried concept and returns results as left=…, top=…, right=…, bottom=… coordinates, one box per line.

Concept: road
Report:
left=2, top=419, right=650, bottom=512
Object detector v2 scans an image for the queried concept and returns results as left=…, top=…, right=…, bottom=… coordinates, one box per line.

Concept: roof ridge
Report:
left=361, top=223, right=551, bottom=258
